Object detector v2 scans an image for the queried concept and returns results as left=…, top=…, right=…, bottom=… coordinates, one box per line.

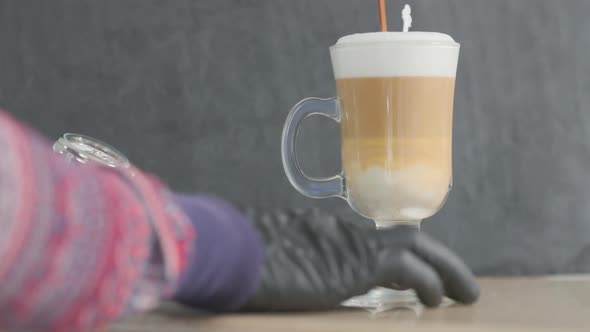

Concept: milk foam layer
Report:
left=335, top=32, right=457, bottom=46
left=330, top=32, right=460, bottom=79
left=346, top=165, right=450, bottom=221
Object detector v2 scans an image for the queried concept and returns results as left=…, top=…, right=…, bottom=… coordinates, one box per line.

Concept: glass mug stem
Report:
left=281, top=97, right=346, bottom=199
left=376, top=220, right=421, bottom=230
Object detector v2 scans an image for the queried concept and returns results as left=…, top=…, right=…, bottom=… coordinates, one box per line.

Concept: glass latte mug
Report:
left=282, top=32, right=460, bottom=229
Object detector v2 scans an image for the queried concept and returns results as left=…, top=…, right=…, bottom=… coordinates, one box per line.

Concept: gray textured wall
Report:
left=1, top=0, right=590, bottom=275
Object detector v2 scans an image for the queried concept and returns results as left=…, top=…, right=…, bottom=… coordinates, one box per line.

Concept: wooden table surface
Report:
left=110, top=276, right=590, bottom=332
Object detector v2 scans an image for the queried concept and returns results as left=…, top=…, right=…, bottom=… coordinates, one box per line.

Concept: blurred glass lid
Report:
left=53, top=133, right=130, bottom=169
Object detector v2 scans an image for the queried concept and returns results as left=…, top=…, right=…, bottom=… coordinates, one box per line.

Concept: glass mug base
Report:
left=341, top=287, right=454, bottom=313
left=341, top=287, right=418, bottom=309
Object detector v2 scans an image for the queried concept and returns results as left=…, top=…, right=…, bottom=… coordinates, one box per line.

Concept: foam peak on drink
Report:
left=329, top=32, right=460, bottom=222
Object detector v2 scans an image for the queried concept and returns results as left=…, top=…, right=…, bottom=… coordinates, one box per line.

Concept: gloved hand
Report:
left=241, top=208, right=479, bottom=311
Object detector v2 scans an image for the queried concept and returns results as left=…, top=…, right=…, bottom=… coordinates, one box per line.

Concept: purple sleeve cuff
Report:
left=170, top=193, right=264, bottom=312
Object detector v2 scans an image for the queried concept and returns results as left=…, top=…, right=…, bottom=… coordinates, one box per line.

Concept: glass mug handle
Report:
left=281, top=97, right=346, bottom=199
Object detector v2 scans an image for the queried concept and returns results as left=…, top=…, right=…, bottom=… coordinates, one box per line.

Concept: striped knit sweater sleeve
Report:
left=0, top=110, right=264, bottom=331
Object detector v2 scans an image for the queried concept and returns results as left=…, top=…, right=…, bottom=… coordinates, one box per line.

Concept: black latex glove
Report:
left=241, top=208, right=479, bottom=311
